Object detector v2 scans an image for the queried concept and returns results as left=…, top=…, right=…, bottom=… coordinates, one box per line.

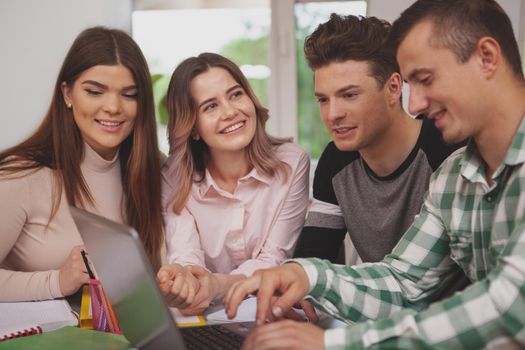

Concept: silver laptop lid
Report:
left=70, top=206, right=185, bottom=349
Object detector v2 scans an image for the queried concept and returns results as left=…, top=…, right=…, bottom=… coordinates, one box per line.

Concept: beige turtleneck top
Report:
left=0, top=144, right=124, bottom=301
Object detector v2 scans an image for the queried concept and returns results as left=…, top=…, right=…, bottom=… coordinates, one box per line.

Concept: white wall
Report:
left=0, top=0, right=132, bottom=150
left=367, top=0, right=523, bottom=52
left=0, top=0, right=523, bottom=150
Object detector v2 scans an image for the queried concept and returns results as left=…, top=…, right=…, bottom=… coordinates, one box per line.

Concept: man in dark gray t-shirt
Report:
left=293, top=14, right=465, bottom=264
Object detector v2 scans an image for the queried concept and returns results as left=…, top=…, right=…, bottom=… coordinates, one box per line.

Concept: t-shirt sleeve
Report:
left=293, top=143, right=357, bottom=262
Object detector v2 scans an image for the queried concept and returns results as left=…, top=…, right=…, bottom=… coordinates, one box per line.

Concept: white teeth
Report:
left=222, top=122, right=244, bottom=133
left=97, top=120, right=122, bottom=127
left=335, top=127, right=353, bottom=133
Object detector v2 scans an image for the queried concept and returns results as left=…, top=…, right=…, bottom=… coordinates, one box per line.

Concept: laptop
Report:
left=70, top=206, right=255, bottom=350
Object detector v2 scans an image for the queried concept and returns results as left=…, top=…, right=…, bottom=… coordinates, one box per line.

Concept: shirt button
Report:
left=486, top=195, right=493, bottom=202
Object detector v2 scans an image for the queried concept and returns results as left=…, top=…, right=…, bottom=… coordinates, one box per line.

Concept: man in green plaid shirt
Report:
left=225, top=0, right=525, bottom=349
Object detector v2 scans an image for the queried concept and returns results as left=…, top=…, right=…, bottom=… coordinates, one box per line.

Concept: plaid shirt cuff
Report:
left=285, top=258, right=331, bottom=295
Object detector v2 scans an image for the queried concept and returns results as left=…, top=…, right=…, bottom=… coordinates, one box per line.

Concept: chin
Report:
left=441, top=132, right=465, bottom=145
left=333, top=141, right=358, bottom=152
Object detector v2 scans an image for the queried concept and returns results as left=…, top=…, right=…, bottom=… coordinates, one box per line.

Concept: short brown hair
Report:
left=388, top=0, right=524, bottom=80
left=304, top=14, right=399, bottom=87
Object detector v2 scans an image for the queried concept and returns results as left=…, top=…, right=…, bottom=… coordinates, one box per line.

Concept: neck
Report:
left=207, top=150, right=252, bottom=194
left=475, top=82, right=525, bottom=179
left=360, top=109, right=422, bottom=177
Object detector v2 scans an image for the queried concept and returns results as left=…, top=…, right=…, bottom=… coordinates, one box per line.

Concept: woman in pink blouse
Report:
left=158, top=53, right=309, bottom=314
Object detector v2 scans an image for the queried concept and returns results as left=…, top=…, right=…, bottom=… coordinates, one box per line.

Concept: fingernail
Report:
left=256, top=319, right=264, bottom=326
left=272, top=306, right=282, bottom=318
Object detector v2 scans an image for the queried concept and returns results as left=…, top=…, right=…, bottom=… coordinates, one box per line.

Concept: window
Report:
left=132, top=0, right=367, bottom=158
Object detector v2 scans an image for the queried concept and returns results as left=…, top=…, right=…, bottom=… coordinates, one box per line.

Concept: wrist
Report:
left=213, top=273, right=246, bottom=300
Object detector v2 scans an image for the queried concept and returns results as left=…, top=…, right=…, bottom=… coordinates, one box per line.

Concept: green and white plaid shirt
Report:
left=294, top=116, right=525, bottom=349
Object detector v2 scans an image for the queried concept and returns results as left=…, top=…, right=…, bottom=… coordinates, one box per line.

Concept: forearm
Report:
left=323, top=270, right=525, bottom=350
left=211, top=273, right=246, bottom=301
left=302, top=204, right=458, bottom=322
left=0, top=268, right=63, bottom=301
left=295, top=258, right=406, bottom=322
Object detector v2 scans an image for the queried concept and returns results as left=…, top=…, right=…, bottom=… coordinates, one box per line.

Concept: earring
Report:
left=66, top=102, right=72, bottom=109
left=192, top=134, right=200, bottom=141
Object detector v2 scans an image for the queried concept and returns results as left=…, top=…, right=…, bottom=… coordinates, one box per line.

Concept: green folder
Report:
left=0, top=326, right=133, bottom=350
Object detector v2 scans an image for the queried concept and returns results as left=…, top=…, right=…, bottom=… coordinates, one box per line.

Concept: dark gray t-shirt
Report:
left=294, top=118, right=466, bottom=263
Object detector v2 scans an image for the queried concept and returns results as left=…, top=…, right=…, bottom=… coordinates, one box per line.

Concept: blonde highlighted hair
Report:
left=165, top=52, right=290, bottom=214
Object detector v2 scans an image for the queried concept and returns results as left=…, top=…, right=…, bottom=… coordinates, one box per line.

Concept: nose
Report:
left=325, top=99, right=345, bottom=123
left=221, top=100, right=238, bottom=119
left=102, top=93, right=122, bottom=115
left=407, top=86, right=429, bottom=117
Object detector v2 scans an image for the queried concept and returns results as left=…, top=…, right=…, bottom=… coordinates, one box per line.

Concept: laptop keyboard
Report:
left=180, top=325, right=245, bottom=350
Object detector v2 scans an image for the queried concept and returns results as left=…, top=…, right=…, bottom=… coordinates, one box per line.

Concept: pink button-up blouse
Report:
left=161, top=142, right=310, bottom=276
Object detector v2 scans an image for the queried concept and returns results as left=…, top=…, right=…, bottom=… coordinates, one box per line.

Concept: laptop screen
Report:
left=70, top=206, right=185, bottom=348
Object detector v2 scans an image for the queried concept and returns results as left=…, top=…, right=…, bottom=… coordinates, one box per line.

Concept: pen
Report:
left=81, top=250, right=121, bottom=333
left=81, top=250, right=96, bottom=279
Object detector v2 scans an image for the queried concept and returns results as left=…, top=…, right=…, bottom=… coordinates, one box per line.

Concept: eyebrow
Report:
left=197, top=84, right=242, bottom=109
left=81, top=80, right=137, bottom=91
left=406, top=68, right=432, bottom=83
left=314, top=84, right=360, bottom=97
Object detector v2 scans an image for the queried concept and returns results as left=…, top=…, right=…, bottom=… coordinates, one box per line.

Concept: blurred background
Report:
left=1, top=0, right=523, bottom=163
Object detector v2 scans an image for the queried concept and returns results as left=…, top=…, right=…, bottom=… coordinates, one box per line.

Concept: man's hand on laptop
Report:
left=284, top=300, right=319, bottom=324
left=157, top=263, right=200, bottom=309
left=241, top=319, right=325, bottom=350
left=224, top=263, right=311, bottom=326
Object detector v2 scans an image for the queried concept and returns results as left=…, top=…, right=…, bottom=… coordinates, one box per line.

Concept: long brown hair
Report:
left=164, top=52, right=290, bottom=214
left=0, top=27, right=163, bottom=269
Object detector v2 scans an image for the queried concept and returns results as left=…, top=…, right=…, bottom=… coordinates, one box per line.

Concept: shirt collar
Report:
left=460, top=115, right=525, bottom=182
left=503, top=115, right=525, bottom=166
left=196, top=166, right=272, bottom=197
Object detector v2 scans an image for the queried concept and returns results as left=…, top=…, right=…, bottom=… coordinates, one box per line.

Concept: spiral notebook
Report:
left=0, top=299, right=78, bottom=342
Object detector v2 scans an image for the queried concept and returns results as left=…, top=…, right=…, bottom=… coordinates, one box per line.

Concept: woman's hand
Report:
left=58, top=245, right=90, bottom=296
left=157, top=263, right=200, bottom=309
left=177, top=265, right=218, bottom=314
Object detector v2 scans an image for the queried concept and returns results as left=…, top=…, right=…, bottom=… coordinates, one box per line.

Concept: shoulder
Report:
left=0, top=164, right=53, bottom=183
left=275, top=141, right=307, bottom=157
left=160, top=156, right=178, bottom=200
left=316, top=141, right=359, bottom=177
left=275, top=142, right=309, bottom=166
left=429, top=147, right=467, bottom=185
left=0, top=166, right=54, bottom=205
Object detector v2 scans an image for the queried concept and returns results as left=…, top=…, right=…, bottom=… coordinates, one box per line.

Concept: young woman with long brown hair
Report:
left=0, top=26, right=163, bottom=301
left=158, top=53, right=309, bottom=314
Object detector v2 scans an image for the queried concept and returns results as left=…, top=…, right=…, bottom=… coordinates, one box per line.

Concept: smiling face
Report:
left=62, top=64, right=138, bottom=160
left=191, top=67, right=257, bottom=157
left=314, top=60, right=391, bottom=152
left=397, top=20, right=484, bottom=144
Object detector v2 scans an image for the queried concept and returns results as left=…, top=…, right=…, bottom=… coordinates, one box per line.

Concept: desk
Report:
left=0, top=326, right=133, bottom=350
left=0, top=300, right=346, bottom=349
